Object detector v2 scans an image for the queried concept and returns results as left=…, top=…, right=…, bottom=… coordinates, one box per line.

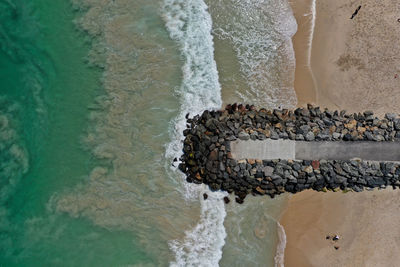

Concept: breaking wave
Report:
left=163, top=0, right=228, bottom=265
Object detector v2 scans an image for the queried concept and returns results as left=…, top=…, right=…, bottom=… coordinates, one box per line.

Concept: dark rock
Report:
left=203, top=193, right=208, bottom=200
left=235, top=197, right=244, bottom=204
left=223, top=196, right=230, bottom=204
left=208, top=149, right=218, bottom=161
left=343, top=133, right=352, bottom=141
left=179, top=104, right=400, bottom=201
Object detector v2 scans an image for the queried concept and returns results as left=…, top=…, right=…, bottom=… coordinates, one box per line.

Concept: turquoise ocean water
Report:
left=0, top=0, right=297, bottom=266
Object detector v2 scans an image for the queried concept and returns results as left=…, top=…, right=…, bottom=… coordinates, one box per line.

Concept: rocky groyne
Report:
left=178, top=104, right=400, bottom=203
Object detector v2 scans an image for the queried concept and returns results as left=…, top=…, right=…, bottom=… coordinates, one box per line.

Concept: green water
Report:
left=0, top=0, right=298, bottom=265
left=0, top=0, right=153, bottom=265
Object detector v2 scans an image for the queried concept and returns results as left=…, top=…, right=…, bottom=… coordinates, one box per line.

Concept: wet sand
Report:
left=289, top=0, right=317, bottom=106
left=282, top=0, right=400, bottom=266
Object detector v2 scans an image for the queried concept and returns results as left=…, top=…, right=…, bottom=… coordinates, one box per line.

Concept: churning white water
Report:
left=163, top=0, right=229, bottom=265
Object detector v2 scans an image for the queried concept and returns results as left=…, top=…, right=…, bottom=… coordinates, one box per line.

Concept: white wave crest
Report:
left=169, top=189, right=227, bottom=267
left=162, top=0, right=227, bottom=265
left=163, top=0, right=222, bottom=179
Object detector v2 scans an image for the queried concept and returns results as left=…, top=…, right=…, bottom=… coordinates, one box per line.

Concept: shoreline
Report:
left=290, top=0, right=317, bottom=107
left=282, top=0, right=400, bottom=266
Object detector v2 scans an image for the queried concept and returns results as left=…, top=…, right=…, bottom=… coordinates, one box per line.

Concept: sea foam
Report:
left=162, top=0, right=227, bottom=265
left=274, top=221, right=287, bottom=267
left=0, top=98, right=29, bottom=256
left=209, top=0, right=298, bottom=109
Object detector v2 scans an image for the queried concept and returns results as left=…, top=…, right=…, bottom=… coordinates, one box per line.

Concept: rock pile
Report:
left=178, top=104, right=400, bottom=203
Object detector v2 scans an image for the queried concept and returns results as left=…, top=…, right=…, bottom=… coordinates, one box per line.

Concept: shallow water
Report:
left=0, top=0, right=297, bottom=266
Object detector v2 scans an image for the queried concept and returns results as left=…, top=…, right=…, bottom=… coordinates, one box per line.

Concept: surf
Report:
left=162, top=0, right=228, bottom=265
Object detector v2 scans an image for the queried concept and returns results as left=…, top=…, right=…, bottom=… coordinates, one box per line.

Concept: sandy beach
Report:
left=282, top=0, right=400, bottom=266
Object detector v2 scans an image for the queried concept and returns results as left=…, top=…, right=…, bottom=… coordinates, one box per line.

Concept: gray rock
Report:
left=364, top=110, right=374, bottom=117
left=317, top=134, right=331, bottom=140
left=284, top=170, right=292, bottom=179
left=263, top=166, right=274, bottom=177
left=374, top=134, right=385, bottom=141
left=353, top=185, right=363, bottom=192
left=238, top=131, right=250, bottom=140
left=287, top=175, right=297, bottom=183
left=394, top=119, right=400, bottom=130
left=322, top=118, right=334, bottom=126
left=295, top=134, right=305, bottom=141
left=297, top=178, right=306, bottom=184
left=279, top=132, right=289, bottom=139
left=220, top=162, right=225, bottom=172
left=270, top=131, right=279, bottom=140
left=225, top=135, right=237, bottom=141
left=307, top=176, right=317, bottom=184
left=239, top=162, right=246, bottom=170
left=272, top=176, right=283, bottom=185
left=288, top=132, right=296, bottom=140
left=299, top=125, right=311, bottom=134
left=365, top=115, right=374, bottom=122
left=334, top=175, right=347, bottom=184
left=364, top=131, right=374, bottom=141
left=305, top=131, right=315, bottom=141
left=250, top=132, right=258, bottom=140
left=293, top=163, right=301, bottom=171
left=258, top=133, right=266, bottom=140
left=332, top=132, right=341, bottom=140
left=380, top=122, right=388, bottom=129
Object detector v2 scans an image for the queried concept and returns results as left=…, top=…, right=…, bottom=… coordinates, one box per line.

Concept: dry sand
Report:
left=282, top=0, right=400, bottom=266
left=291, top=0, right=400, bottom=115
left=281, top=189, right=400, bottom=267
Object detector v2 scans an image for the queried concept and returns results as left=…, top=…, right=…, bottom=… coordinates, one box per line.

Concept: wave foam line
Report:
left=163, top=0, right=222, bottom=198
left=162, top=0, right=227, bottom=266
left=169, top=189, right=227, bottom=267
left=274, top=221, right=287, bottom=267
left=210, top=0, right=298, bottom=109
left=306, top=0, right=316, bottom=67
left=307, top=0, right=318, bottom=97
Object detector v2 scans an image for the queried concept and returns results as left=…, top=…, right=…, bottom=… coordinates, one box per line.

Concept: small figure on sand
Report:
left=350, top=5, right=362, bottom=19
left=333, top=235, right=340, bottom=241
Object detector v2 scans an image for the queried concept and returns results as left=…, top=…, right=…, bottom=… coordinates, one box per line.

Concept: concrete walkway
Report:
left=231, top=140, right=400, bottom=161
